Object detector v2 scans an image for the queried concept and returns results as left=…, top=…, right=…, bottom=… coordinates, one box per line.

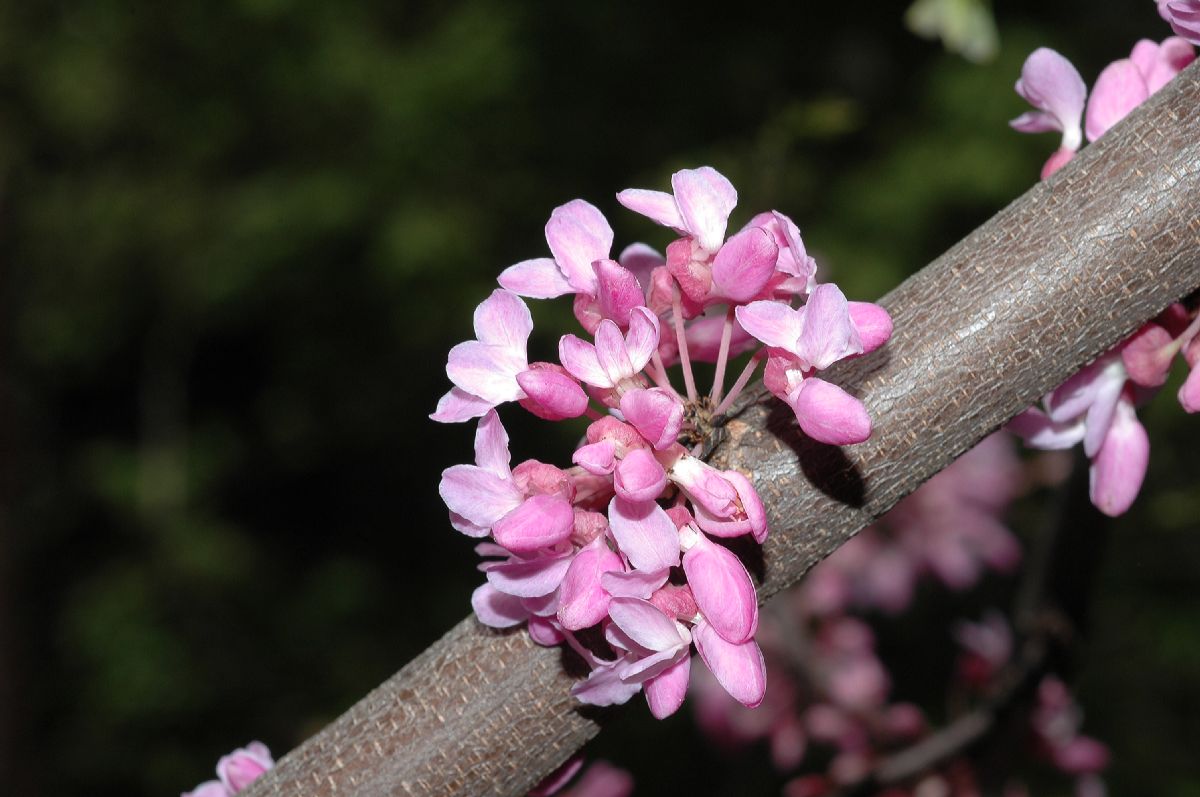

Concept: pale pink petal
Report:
left=439, top=464, right=523, bottom=528
left=692, top=619, right=767, bottom=708
left=558, top=542, right=624, bottom=631
left=486, top=549, right=574, bottom=599
left=691, top=469, right=768, bottom=542
left=528, top=616, right=565, bottom=646
left=1166, top=2, right=1200, bottom=46
left=572, top=439, right=618, bottom=475
left=615, top=187, right=686, bottom=231
left=1082, top=370, right=1125, bottom=457
left=736, top=300, right=803, bottom=350
left=446, top=340, right=526, bottom=404
left=498, top=257, right=574, bottom=298
left=1041, top=146, right=1077, bottom=178
left=492, top=495, right=576, bottom=554
left=571, top=659, right=642, bottom=707
left=1130, top=39, right=1160, bottom=77
left=473, top=289, right=533, bottom=351
left=593, top=259, right=645, bottom=326
left=711, top=227, right=779, bottom=303
left=617, top=242, right=664, bottom=288
left=594, top=319, right=634, bottom=385
left=607, top=597, right=686, bottom=652
left=618, top=644, right=688, bottom=682
left=620, top=388, right=684, bottom=450
left=600, top=567, right=670, bottom=599
left=1006, top=407, right=1085, bottom=449
left=217, top=745, right=274, bottom=792
left=471, top=582, right=529, bottom=628
left=671, top=166, right=738, bottom=252
left=623, top=307, right=661, bottom=373
left=790, top=378, right=872, bottom=445
left=613, top=449, right=668, bottom=503
left=682, top=532, right=759, bottom=644
left=847, top=302, right=893, bottom=354
left=1085, top=59, right=1149, bottom=142
left=184, top=781, right=230, bottom=797
left=430, top=386, right=494, bottom=423
left=670, top=457, right=738, bottom=517
left=517, top=367, right=589, bottom=420
left=1089, top=400, right=1149, bottom=516
left=643, top=653, right=691, bottom=720
left=607, top=497, right=681, bottom=572
left=1013, top=48, right=1087, bottom=149
left=473, top=409, right=512, bottom=479
left=1144, top=37, right=1196, bottom=93
left=545, top=199, right=612, bottom=296
left=1046, top=356, right=1117, bottom=423
left=796, top=283, right=864, bottom=370
left=1010, top=110, right=1064, bottom=134
left=559, top=334, right=613, bottom=388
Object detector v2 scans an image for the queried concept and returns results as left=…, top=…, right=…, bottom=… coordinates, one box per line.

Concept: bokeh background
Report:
left=2, top=1, right=1198, bottom=795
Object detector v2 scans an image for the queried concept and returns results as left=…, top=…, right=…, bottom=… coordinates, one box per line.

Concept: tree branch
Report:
left=246, top=62, right=1200, bottom=797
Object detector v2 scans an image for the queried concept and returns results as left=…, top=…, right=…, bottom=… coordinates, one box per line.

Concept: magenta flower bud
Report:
left=492, top=494, right=575, bottom=552
left=1040, top=146, right=1076, bottom=178
left=681, top=530, right=759, bottom=644
left=1120, top=322, right=1175, bottom=387
left=585, top=415, right=647, bottom=450
left=571, top=509, right=608, bottom=547
left=846, top=301, right=893, bottom=355
left=692, top=469, right=768, bottom=543
left=644, top=655, right=691, bottom=719
left=664, top=505, right=695, bottom=530
left=649, top=583, right=698, bottom=620
left=614, top=448, right=668, bottom=503
left=573, top=439, right=617, bottom=475
left=711, top=226, right=778, bottom=303
left=511, top=460, right=575, bottom=502
left=692, top=619, right=766, bottom=708
left=620, top=387, right=684, bottom=450
left=558, top=539, right=623, bottom=631
left=217, top=742, right=274, bottom=793
left=593, top=258, right=645, bottom=326
left=1088, top=398, right=1149, bottom=517
left=789, top=377, right=872, bottom=446
left=517, top=364, right=589, bottom=420
left=666, top=237, right=712, bottom=305
left=670, top=455, right=738, bottom=516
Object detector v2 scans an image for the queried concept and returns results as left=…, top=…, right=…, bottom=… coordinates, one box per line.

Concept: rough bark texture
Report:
left=245, top=63, right=1200, bottom=797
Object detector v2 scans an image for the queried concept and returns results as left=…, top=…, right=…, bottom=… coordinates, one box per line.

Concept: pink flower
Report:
left=431, top=289, right=533, bottom=422
left=1085, top=37, right=1195, bottom=141
left=558, top=307, right=660, bottom=395
left=499, top=199, right=613, bottom=299
left=183, top=742, right=274, bottom=797
left=1161, top=0, right=1200, bottom=46
left=1010, top=48, right=1087, bottom=177
left=617, top=166, right=737, bottom=255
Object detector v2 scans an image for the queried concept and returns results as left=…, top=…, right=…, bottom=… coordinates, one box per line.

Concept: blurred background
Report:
left=2, top=1, right=1197, bottom=795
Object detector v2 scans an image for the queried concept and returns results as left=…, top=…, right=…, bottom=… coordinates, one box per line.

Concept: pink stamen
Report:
left=714, top=352, right=763, bottom=416
left=672, top=285, right=698, bottom=402
left=710, top=307, right=736, bottom=404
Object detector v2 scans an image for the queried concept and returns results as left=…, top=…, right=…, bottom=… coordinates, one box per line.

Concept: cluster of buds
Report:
left=182, top=742, right=274, bottom=797
left=1009, top=11, right=1200, bottom=516
left=433, top=166, right=892, bottom=717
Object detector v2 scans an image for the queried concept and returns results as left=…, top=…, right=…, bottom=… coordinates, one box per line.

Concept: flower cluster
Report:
left=434, top=166, right=892, bottom=717
left=182, top=742, right=274, bottom=797
left=1009, top=17, right=1200, bottom=516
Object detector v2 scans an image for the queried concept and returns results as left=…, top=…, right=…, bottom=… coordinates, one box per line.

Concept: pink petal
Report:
left=567, top=762, right=634, bottom=797
left=607, top=597, right=686, bottom=652
left=670, top=456, right=738, bottom=517
left=471, top=582, right=529, bottom=628
left=620, top=388, right=684, bottom=450
left=559, top=334, right=612, bottom=388
left=600, top=567, right=670, bottom=599
left=790, top=378, right=872, bottom=445
left=545, top=199, right=612, bottom=296
left=217, top=745, right=274, bottom=792
left=594, top=259, right=645, bottom=326
left=1041, top=146, right=1077, bottom=179
left=1143, top=37, right=1196, bottom=93
left=1046, top=357, right=1111, bottom=422
left=498, top=257, right=573, bottom=299
left=472, top=409, right=512, bottom=479
left=1180, top=363, right=1200, bottom=412
left=607, top=497, right=681, bottom=572
left=430, top=386, right=494, bottom=423
left=796, top=283, right=863, bottom=370
left=1085, top=59, right=1149, bottom=142
left=617, top=242, right=664, bottom=288
left=613, top=448, right=669, bottom=503
left=735, top=300, right=803, bottom=350
left=486, top=548, right=574, bottom=598
left=595, top=319, right=634, bottom=385
left=439, top=464, right=522, bottom=528
left=1006, top=407, right=1085, bottom=449
left=571, top=658, right=642, bottom=707
left=711, top=226, right=779, bottom=303
left=446, top=340, right=526, bottom=404
left=558, top=541, right=624, bottom=631
left=623, top=307, right=661, bottom=373
left=1013, top=47, right=1087, bottom=149
left=572, top=439, right=618, bottom=475
left=672, top=166, right=737, bottom=252
left=692, top=619, right=767, bottom=708
left=691, top=469, right=768, bottom=542
left=847, top=302, right=893, bottom=354
left=615, top=188, right=686, bottom=231
left=473, top=289, right=533, bottom=351
left=1082, top=370, right=1125, bottom=458
left=682, top=532, right=759, bottom=644
left=528, top=616, right=565, bottom=646
left=517, top=367, right=589, bottom=420
left=184, top=781, right=231, bottom=797
left=1010, top=110, right=1063, bottom=134
left=492, top=494, right=576, bottom=554
left=1121, top=323, right=1174, bottom=387
left=527, top=757, right=585, bottom=797
left=1089, top=400, right=1149, bottom=517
